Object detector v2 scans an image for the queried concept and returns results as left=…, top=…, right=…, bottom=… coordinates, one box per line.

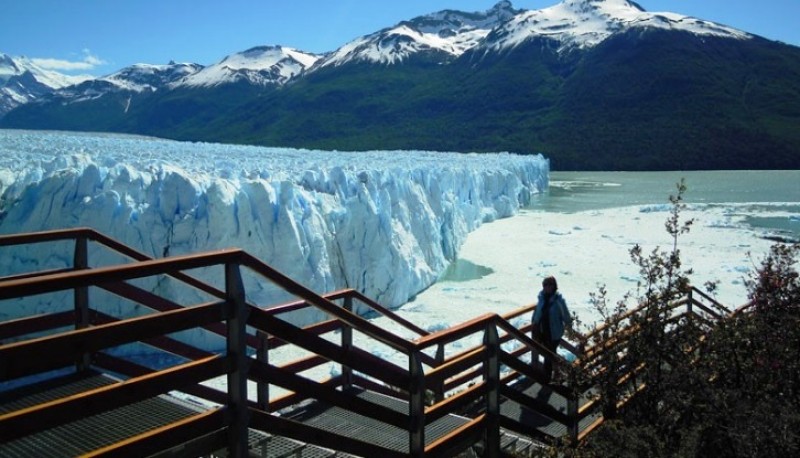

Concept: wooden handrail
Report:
left=0, top=302, right=226, bottom=380
left=415, top=313, right=496, bottom=350
left=0, top=228, right=429, bottom=363
left=0, top=227, right=227, bottom=299
left=240, top=251, right=416, bottom=354
left=425, top=346, right=486, bottom=387
left=0, top=310, right=75, bottom=341
left=0, top=355, right=227, bottom=442
left=425, top=414, right=486, bottom=457
left=0, top=248, right=244, bottom=300
left=249, top=360, right=409, bottom=430
left=0, top=266, right=76, bottom=283
left=262, top=288, right=429, bottom=341
left=690, top=285, right=732, bottom=315
left=347, top=288, right=430, bottom=337
left=425, top=382, right=487, bottom=423
left=82, top=408, right=230, bottom=458
left=247, top=306, right=410, bottom=388
left=0, top=228, right=749, bottom=456
left=0, top=227, right=95, bottom=246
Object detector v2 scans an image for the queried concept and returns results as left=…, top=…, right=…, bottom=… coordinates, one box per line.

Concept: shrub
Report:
left=573, top=181, right=800, bottom=457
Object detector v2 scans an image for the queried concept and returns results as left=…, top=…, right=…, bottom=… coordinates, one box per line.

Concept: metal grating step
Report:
left=284, top=388, right=471, bottom=454
left=0, top=371, right=115, bottom=414
left=217, top=429, right=357, bottom=458
left=498, top=378, right=599, bottom=439
left=1, top=395, right=204, bottom=457
left=0, top=372, right=208, bottom=458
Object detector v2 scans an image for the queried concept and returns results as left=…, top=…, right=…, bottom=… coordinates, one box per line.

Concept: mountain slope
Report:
left=163, top=28, right=800, bottom=170
left=173, top=46, right=320, bottom=88
left=0, top=53, right=90, bottom=116
left=546, top=30, right=800, bottom=169
left=2, top=0, right=799, bottom=170
left=313, top=0, right=520, bottom=68
left=477, top=0, right=750, bottom=53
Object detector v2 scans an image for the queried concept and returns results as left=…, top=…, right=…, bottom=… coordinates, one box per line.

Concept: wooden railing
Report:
left=0, top=228, right=741, bottom=457
left=570, top=283, right=743, bottom=441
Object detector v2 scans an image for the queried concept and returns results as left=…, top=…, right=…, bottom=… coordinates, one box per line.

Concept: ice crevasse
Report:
left=0, top=130, right=549, bottom=326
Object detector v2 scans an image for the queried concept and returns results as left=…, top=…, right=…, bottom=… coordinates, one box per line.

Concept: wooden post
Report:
left=484, top=321, right=500, bottom=458
left=531, top=327, right=544, bottom=375
left=567, top=362, right=579, bottom=447
left=73, top=235, right=90, bottom=372
left=342, top=296, right=354, bottom=390
left=567, top=394, right=579, bottom=445
left=226, top=262, right=250, bottom=458
left=409, top=352, right=425, bottom=457
left=434, top=343, right=445, bottom=402
left=257, top=330, right=269, bottom=410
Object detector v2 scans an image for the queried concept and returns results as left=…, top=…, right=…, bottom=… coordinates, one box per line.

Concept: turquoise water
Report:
left=442, top=170, right=800, bottom=282
left=535, top=170, right=800, bottom=240
left=534, top=171, right=800, bottom=213
left=439, top=258, right=494, bottom=282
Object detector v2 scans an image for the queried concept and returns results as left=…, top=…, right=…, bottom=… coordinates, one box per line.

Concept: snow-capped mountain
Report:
left=476, top=0, right=751, bottom=53
left=103, top=62, right=204, bottom=92
left=1, top=0, right=756, bottom=101
left=314, top=1, right=520, bottom=68
left=3, top=0, right=798, bottom=170
left=312, top=0, right=751, bottom=68
left=50, top=61, right=203, bottom=104
left=173, top=46, right=321, bottom=88
left=0, top=53, right=91, bottom=116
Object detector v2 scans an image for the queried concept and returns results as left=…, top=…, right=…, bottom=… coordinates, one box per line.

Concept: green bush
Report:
left=572, top=182, right=800, bottom=457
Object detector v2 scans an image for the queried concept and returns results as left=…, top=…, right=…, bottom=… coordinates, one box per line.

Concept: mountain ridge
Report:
left=2, top=0, right=799, bottom=170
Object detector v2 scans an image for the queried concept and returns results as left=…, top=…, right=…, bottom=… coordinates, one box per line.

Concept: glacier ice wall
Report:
left=0, top=130, right=548, bottom=325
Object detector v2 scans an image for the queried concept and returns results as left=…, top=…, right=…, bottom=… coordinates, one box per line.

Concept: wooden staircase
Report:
left=0, top=228, right=737, bottom=457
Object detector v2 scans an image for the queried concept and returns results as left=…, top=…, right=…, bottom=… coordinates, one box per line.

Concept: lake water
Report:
left=441, top=170, right=800, bottom=283
left=537, top=170, right=800, bottom=237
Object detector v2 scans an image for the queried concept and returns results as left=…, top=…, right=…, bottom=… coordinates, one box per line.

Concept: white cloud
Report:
left=31, top=49, right=108, bottom=71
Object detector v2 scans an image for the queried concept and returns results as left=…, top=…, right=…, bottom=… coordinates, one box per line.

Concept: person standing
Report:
left=532, top=276, right=572, bottom=383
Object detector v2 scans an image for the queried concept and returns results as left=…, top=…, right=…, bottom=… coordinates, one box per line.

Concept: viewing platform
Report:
left=0, top=228, right=736, bottom=457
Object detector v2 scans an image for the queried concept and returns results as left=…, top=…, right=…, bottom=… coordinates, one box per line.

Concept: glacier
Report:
left=0, top=130, right=548, bottom=326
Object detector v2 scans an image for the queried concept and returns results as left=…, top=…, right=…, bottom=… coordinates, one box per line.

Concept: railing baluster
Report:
left=73, top=235, right=90, bottom=371
left=225, top=261, right=250, bottom=458
left=567, top=393, right=579, bottom=445
left=257, top=330, right=269, bottom=410
left=342, top=296, right=354, bottom=390
left=434, top=343, right=445, bottom=402
left=484, top=320, right=500, bottom=458
left=409, top=352, right=425, bottom=457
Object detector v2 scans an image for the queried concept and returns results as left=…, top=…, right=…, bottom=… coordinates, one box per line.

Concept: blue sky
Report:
left=2, top=0, right=798, bottom=76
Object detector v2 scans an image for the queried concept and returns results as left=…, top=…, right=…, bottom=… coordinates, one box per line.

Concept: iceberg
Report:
left=0, top=130, right=548, bottom=326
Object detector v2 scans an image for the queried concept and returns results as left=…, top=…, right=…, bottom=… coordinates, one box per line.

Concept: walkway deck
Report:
left=0, top=228, right=731, bottom=456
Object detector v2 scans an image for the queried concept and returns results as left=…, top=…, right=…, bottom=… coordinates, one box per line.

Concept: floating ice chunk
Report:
left=638, top=204, right=671, bottom=213
left=426, top=323, right=449, bottom=333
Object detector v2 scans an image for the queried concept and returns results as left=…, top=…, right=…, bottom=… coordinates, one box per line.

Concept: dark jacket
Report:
left=532, top=291, right=571, bottom=343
